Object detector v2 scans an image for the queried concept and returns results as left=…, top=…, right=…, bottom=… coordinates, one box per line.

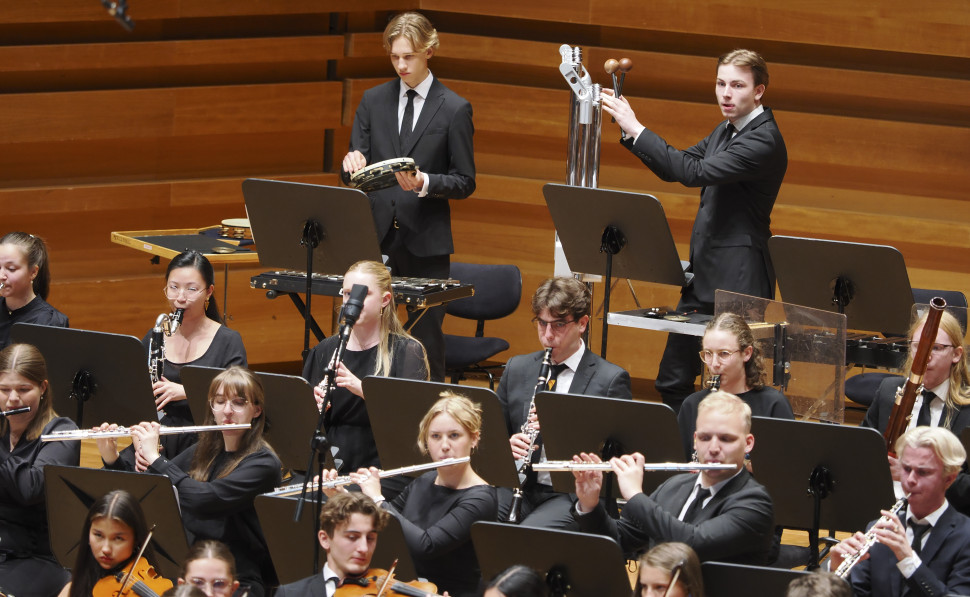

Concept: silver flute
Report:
left=533, top=461, right=738, bottom=472
left=834, top=496, right=908, bottom=578
left=41, top=423, right=251, bottom=442
left=264, top=456, right=471, bottom=497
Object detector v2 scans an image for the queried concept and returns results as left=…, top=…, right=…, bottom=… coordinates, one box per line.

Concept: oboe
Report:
left=264, top=457, right=470, bottom=497
left=148, top=308, right=185, bottom=385
left=708, top=374, right=721, bottom=392
left=834, top=496, right=908, bottom=578
left=41, top=423, right=250, bottom=442
left=0, top=406, right=30, bottom=417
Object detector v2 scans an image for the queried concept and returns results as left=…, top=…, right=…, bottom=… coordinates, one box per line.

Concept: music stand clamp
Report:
left=11, top=323, right=157, bottom=428
left=544, top=183, right=689, bottom=359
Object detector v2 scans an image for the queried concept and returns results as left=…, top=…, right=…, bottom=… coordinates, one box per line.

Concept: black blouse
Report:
left=0, top=416, right=80, bottom=558
left=387, top=472, right=498, bottom=597
left=0, top=296, right=69, bottom=350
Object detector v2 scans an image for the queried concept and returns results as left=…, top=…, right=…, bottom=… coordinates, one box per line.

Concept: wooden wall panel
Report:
left=3, top=1, right=967, bottom=389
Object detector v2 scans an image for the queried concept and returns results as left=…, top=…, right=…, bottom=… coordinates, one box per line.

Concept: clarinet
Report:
left=834, top=496, right=908, bottom=578
left=148, top=308, right=184, bottom=385
left=508, top=347, right=554, bottom=524
left=708, top=374, right=721, bottom=392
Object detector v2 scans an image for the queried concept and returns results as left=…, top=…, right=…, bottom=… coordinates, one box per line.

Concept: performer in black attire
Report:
left=0, top=344, right=78, bottom=597
left=341, top=391, right=497, bottom=597
left=601, top=50, right=787, bottom=413
left=135, top=250, right=246, bottom=464
left=99, top=366, right=280, bottom=597
left=0, top=232, right=68, bottom=350
left=340, top=11, right=475, bottom=382
left=572, top=392, right=775, bottom=565
left=861, top=310, right=970, bottom=514
left=302, top=260, right=428, bottom=477
left=497, top=277, right=631, bottom=527
left=677, top=313, right=792, bottom=458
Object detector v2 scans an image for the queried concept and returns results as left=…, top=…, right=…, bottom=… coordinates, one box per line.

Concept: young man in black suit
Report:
left=497, top=276, right=631, bottom=527
left=571, top=391, right=776, bottom=565
left=600, top=49, right=788, bottom=413
left=830, top=426, right=970, bottom=596
left=274, top=492, right=389, bottom=597
left=341, top=11, right=476, bottom=382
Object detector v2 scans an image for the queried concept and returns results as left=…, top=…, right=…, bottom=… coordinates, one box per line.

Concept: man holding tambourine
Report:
left=341, top=11, right=476, bottom=382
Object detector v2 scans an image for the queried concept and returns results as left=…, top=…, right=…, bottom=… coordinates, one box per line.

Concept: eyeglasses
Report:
left=164, top=284, right=206, bottom=300
left=908, top=342, right=955, bottom=354
left=210, top=397, right=251, bottom=413
left=532, top=317, right=575, bottom=331
left=188, top=578, right=232, bottom=594
left=699, top=349, right=740, bottom=363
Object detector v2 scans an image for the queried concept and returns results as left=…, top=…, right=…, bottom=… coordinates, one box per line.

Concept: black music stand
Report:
left=362, top=377, right=519, bottom=490
left=180, top=365, right=321, bottom=474
left=768, top=236, right=914, bottom=335
left=702, top=562, right=810, bottom=597
left=242, top=178, right=384, bottom=359
left=254, top=494, right=416, bottom=584
left=11, top=323, right=156, bottom=427
left=544, top=183, right=690, bottom=359
left=536, top=392, right=684, bottom=496
left=750, top=416, right=895, bottom=569
left=472, top=521, right=630, bottom=597
left=44, top=465, right=188, bottom=581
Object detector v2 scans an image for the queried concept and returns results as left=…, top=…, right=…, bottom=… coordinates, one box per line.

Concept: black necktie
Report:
left=717, top=124, right=736, bottom=152
left=400, top=89, right=416, bottom=148
left=683, top=487, right=712, bottom=523
left=910, top=521, right=931, bottom=556
left=917, top=390, right=935, bottom=427
left=547, top=363, right=569, bottom=392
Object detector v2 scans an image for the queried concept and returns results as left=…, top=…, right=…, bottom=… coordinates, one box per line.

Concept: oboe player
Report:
left=829, top=427, right=970, bottom=596
left=571, top=392, right=775, bottom=564
left=497, top=277, right=631, bottom=528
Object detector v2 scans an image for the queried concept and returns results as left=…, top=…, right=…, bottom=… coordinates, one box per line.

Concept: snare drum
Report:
left=349, top=157, right=416, bottom=192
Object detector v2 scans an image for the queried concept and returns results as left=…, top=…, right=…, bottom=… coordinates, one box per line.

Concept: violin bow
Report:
left=375, top=558, right=399, bottom=597
left=117, top=524, right=156, bottom=595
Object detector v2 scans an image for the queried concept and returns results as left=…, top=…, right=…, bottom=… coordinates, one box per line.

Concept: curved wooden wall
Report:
left=1, top=1, right=967, bottom=395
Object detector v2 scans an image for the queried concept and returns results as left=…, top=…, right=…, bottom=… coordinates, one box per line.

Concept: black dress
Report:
left=301, top=335, right=427, bottom=473
left=385, top=472, right=498, bottom=597
left=677, top=385, right=793, bottom=458
left=137, top=325, right=247, bottom=458
left=0, top=296, right=69, bottom=350
left=0, top=416, right=79, bottom=597
left=108, top=443, right=281, bottom=597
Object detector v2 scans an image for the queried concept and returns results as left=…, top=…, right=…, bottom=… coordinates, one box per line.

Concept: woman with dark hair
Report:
left=676, top=312, right=793, bottom=458
left=339, top=391, right=497, bottom=597
left=99, top=366, right=280, bottom=597
left=484, top=565, right=546, bottom=597
left=0, top=343, right=78, bottom=597
left=177, top=540, right=238, bottom=597
left=0, top=232, right=68, bottom=350
left=302, top=259, right=428, bottom=479
left=58, top=489, right=174, bottom=597
left=633, top=542, right=704, bottom=597
left=140, top=250, right=247, bottom=461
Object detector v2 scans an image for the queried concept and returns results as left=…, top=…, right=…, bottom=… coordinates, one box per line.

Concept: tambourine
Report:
left=219, top=218, right=252, bottom=240
left=349, top=157, right=416, bottom=192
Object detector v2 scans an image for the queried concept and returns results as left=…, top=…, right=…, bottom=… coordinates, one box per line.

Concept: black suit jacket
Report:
left=274, top=573, right=328, bottom=597
left=496, top=348, right=632, bottom=436
left=575, top=469, right=775, bottom=564
left=862, top=377, right=970, bottom=514
left=850, top=504, right=970, bottom=597
left=341, top=76, right=475, bottom=257
left=622, top=107, right=787, bottom=304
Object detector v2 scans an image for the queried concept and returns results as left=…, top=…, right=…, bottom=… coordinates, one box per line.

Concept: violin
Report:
left=335, top=567, right=442, bottom=597
left=91, top=557, right=174, bottom=597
